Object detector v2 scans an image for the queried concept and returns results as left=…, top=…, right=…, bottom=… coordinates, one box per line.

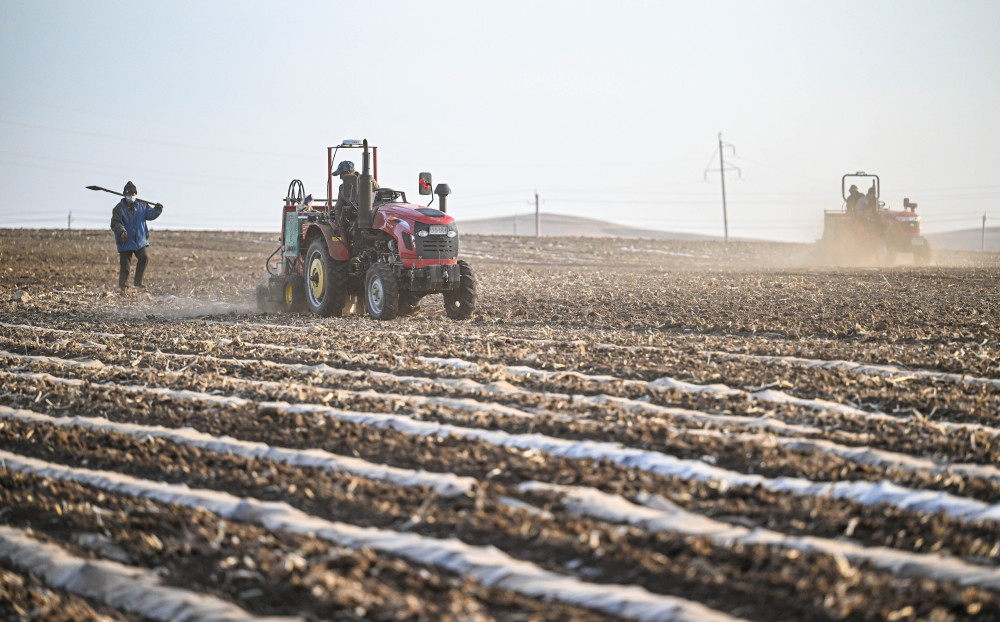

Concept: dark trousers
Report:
left=119, top=248, right=149, bottom=288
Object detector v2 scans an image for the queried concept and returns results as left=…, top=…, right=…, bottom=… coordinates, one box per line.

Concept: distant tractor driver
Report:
left=846, top=184, right=863, bottom=214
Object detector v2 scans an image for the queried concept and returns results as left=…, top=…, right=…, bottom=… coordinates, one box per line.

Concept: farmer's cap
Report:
left=334, top=161, right=355, bottom=175
left=123, top=181, right=137, bottom=195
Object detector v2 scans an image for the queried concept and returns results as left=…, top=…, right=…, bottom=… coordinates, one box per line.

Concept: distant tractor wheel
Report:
left=397, top=292, right=422, bottom=317
left=443, top=260, right=476, bottom=320
left=305, top=237, right=349, bottom=317
left=282, top=278, right=307, bottom=313
left=915, top=240, right=932, bottom=266
left=364, top=263, right=399, bottom=320
left=875, top=242, right=895, bottom=267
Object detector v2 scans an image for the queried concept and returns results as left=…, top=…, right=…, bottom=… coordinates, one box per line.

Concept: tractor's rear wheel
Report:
left=305, top=238, right=349, bottom=317
left=282, top=278, right=307, bottom=313
left=443, top=260, right=476, bottom=320
left=364, top=263, right=399, bottom=320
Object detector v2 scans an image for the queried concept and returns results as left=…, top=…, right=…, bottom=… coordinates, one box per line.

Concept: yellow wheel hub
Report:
left=284, top=282, right=294, bottom=306
left=309, top=256, right=325, bottom=300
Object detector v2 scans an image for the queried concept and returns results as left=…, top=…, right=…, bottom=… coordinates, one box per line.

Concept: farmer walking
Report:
left=110, top=181, right=163, bottom=295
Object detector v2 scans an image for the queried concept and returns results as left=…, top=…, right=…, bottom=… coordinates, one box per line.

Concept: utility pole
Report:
left=535, top=191, right=540, bottom=238
left=67, top=211, right=73, bottom=230
left=983, top=213, right=987, bottom=252
left=513, top=213, right=517, bottom=237
left=704, top=132, right=741, bottom=243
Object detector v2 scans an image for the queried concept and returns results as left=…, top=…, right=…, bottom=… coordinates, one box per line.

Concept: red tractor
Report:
left=819, top=172, right=931, bottom=265
left=256, top=140, right=476, bottom=320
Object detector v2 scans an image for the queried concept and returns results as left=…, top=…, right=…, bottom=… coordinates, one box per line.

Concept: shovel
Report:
left=86, top=185, right=162, bottom=206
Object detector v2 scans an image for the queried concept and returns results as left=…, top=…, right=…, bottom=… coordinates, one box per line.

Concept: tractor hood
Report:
left=374, top=202, right=460, bottom=268
left=880, top=209, right=922, bottom=237
left=374, top=203, right=456, bottom=230
left=884, top=209, right=919, bottom=221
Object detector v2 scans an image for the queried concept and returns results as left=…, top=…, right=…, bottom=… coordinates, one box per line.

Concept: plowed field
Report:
left=1, top=228, right=999, bottom=622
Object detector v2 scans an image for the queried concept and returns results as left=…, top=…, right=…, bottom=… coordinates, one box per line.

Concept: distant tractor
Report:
left=256, top=139, right=476, bottom=320
left=820, top=172, right=931, bottom=265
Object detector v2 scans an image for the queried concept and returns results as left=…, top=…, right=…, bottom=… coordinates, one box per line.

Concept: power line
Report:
left=0, top=159, right=277, bottom=190
left=0, top=118, right=296, bottom=159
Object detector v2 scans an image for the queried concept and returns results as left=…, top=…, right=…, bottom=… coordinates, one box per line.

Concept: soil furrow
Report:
left=0, top=565, right=147, bottom=622
left=5, top=322, right=999, bottom=431
left=4, top=339, right=999, bottom=469
left=0, top=453, right=751, bottom=622
left=0, top=470, right=597, bottom=622
left=2, top=444, right=996, bottom=622
left=2, top=373, right=998, bottom=566
left=6, top=358, right=1000, bottom=506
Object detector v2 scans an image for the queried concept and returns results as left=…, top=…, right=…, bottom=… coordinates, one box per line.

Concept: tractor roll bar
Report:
left=842, top=171, right=879, bottom=201
left=326, top=142, right=378, bottom=207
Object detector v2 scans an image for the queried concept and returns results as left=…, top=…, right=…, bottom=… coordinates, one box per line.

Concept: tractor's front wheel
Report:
left=305, top=238, right=349, bottom=317
left=364, top=263, right=399, bottom=320
left=443, top=260, right=476, bottom=320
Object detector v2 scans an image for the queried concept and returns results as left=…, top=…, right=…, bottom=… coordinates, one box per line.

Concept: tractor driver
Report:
left=858, top=183, right=877, bottom=220
left=333, top=160, right=379, bottom=226
left=846, top=184, right=863, bottom=215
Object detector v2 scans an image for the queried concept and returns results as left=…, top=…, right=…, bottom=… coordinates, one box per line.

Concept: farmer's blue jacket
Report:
left=110, top=199, right=162, bottom=252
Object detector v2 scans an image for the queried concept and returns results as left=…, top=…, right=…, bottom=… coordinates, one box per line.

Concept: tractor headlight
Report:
left=417, top=230, right=429, bottom=238
left=447, top=230, right=457, bottom=238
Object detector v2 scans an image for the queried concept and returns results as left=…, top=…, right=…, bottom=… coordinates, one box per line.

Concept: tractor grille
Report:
left=416, top=236, right=458, bottom=260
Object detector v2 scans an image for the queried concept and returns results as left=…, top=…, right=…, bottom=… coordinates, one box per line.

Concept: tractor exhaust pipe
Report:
left=358, top=139, right=374, bottom=229
left=434, top=183, right=452, bottom=214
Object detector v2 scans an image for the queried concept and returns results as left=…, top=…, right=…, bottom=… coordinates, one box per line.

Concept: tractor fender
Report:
left=303, top=223, right=349, bottom=261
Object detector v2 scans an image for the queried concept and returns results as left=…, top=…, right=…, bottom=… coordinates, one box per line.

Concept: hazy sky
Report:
left=1, top=0, right=998, bottom=241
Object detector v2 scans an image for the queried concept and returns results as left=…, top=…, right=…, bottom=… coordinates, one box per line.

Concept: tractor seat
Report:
left=374, top=187, right=403, bottom=206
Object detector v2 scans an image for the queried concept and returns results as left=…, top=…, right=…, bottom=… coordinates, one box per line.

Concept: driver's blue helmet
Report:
left=334, top=161, right=355, bottom=175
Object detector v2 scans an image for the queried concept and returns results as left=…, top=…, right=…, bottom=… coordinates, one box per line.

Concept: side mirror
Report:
left=342, top=174, right=358, bottom=200
left=418, top=172, right=433, bottom=195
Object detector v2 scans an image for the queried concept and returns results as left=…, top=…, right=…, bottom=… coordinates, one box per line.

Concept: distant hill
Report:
left=926, top=227, right=1000, bottom=252
left=459, top=213, right=721, bottom=240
